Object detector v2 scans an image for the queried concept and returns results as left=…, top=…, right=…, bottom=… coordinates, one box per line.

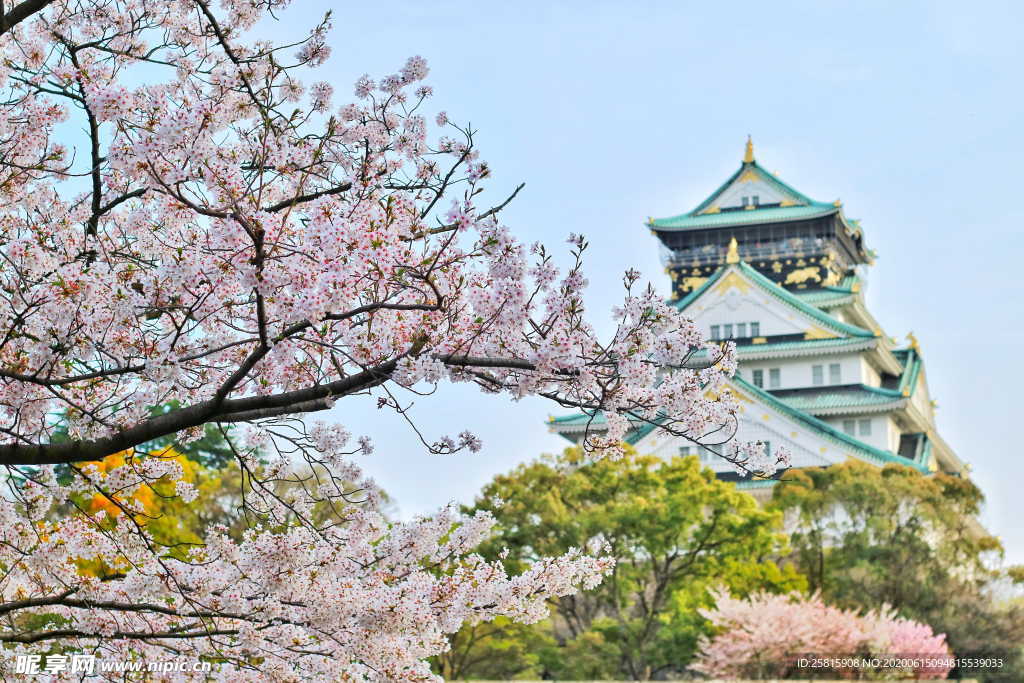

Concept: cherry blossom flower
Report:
left=0, top=0, right=759, bottom=676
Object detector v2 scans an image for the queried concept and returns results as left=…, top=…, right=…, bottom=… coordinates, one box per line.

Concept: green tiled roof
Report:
left=792, top=274, right=861, bottom=308
left=680, top=337, right=876, bottom=360
left=732, top=375, right=928, bottom=473
left=894, top=348, right=922, bottom=396
left=741, top=337, right=873, bottom=354
left=735, top=479, right=779, bottom=490
left=793, top=290, right=853, bottom=307
left=650, top=203, right=838, bottom=231
left=548, top=410, right=659, bottom=446
left=548, top=376, right=927, bottom=473
left=690, top=160, right=816, bottom=214
left=549, top=411, right=602, bottom=426
left=649, top=159, right=843, bottom=232
left=736, top=261, right=875, bottom=338
left=771, top=384, right=905, bottom=414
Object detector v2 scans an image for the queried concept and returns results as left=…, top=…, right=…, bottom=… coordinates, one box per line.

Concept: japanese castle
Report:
left=550, top=138, right=968, bottom=497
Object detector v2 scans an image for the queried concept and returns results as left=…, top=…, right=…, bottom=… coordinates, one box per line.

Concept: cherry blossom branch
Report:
left=0, top=0, right=55, bottom=35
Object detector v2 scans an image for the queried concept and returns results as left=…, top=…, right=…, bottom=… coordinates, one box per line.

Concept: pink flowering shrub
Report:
left=693, top=590, right=953, bottom=680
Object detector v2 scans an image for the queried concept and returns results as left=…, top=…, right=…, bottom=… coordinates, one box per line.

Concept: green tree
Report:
left=771, top=461, right=1024, bottom=678
left=433, top=616, right=555, bottom=680
left=448, top=446, right=804, bottom=680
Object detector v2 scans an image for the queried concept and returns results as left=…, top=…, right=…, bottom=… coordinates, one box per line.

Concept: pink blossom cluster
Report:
left=693, top=589, right=953, bottom=679
left=0, top=471, right=611, bottom=680
left=0, top=0, right=761, bottom=674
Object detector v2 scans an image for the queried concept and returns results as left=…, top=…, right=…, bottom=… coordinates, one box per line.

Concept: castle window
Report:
left=752, top=369, right=764, bottom=388
left=812, top=365, right=824, bottom=386
left=741, top=196, right=749, bottom=207
left=858, top=419, right=872, bottom=436
left=710, top=325, right=720, bottom=340
left=750, top=322, right=760, bottom=337
left=737, top=322, right=747, bottom=338
left=829, top=363, right=842, bottom=384
left=753, top=195, right=760, bottom=207
left=723, top=324, right=734, bottom=338
left=679, top=446, right=692, bottom=456
left=843, top=419, right=856, bottom=435
left=769, top=368, right=781, bottom=389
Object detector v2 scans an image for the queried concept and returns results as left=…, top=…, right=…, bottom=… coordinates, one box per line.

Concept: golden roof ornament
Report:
left=726, top=237, right=740, bottom=264
left=907, top=331, right=921, bottom=352
left=743, top=135, right=755, bottom=164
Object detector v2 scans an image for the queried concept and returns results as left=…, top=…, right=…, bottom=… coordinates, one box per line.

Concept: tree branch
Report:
left=0, top=0, right=55, bottom=36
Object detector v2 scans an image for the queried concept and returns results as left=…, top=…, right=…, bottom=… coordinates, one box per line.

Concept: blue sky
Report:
left=267, top=1, right=1024, bottom=563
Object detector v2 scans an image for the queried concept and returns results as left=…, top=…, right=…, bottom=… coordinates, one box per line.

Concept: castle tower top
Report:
left=647, top=143, right=874, bottom=298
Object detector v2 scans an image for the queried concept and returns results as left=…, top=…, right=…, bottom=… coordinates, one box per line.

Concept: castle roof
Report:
left=647, top=137, right=862, bottom=239
left=548, top=255, right=943, bottom=478
left=548, top=142, right=966, bottom=487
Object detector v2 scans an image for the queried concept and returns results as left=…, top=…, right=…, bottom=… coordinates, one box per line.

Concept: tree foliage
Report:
left=771, top=461, right=1024, bottom=678
left=454, top=447, right=804, bottom=680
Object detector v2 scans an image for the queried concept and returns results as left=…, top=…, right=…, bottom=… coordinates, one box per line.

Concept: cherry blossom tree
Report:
left=0, top=0, right=785, bottom=677
left=693, top=589, right=953, bottom=680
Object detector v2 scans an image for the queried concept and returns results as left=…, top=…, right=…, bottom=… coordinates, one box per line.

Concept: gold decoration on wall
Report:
left=785, top=266, right=821, bottom=285
left=738, top=168, right=758, bottom=183
left=702, top=205, right=721, bottom=214
left=796, top=258, right=806, bottom=266
left=822, top=269, right=841, bottom=287
left=705, top=385, right=752, bottom=404
left=680, top=276, right=707, bottom=292
left=712, top=271, right=751, bottom=295
left=726, top=237, right=740, bottom=264
left=771, top=261, right=783, bottom=273
left=804, top=326, right=838, bottom=340
left=752, top=337, right=767, bottom=344
left=779, top=199, right=797, bottom=207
